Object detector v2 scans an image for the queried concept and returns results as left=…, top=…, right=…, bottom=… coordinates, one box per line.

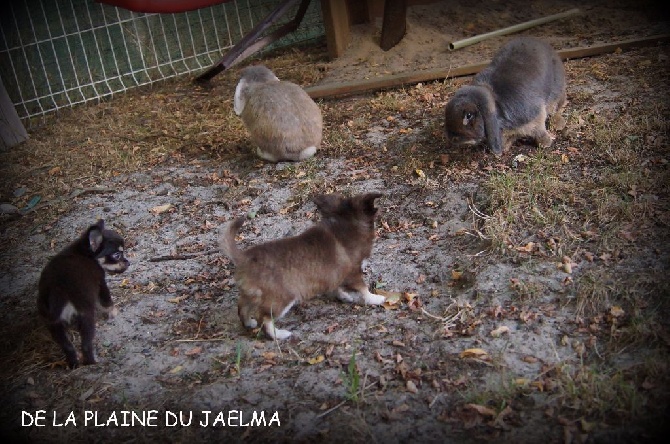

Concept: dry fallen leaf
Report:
left=516, top=242, right=535, bottom=253
left=167, top=294, right=189, bottom=304
left=185, top=346, right=202, bottom=356
left=459, top=348, right=488, bottom=359
left=440, top=153, right=450, bottom=165
left=490, top=325, right=510, bottom=338
left=531, top=381, right=545, bottom=391
left=407, top=297, right=423, bottom=311
left=306, top=355, right=325, bottom=365
left=464, top=403, right=497, bottom=418
left=610, top=306, right=625, bottom=318
left=403, top=292, right=418, bottom=302
left=406, top=380, right=419, bottom=394
left=562, top=261, right=573, bottom=274
left=262, top=351, right=277, bottom=361
left=151, top=203, right=173, bottom=214
left=378, top=289, right=402, bottom=310
left=374, top=351, right=387, bottom=363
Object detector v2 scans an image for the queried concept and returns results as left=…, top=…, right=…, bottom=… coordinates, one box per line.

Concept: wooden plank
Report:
left=306, top=34, right=670, bottom=99
left=0, top=78, right=28, bottom=149
left=306, top=61, right=487, bottom=99
left=321, top=0, right=351, bottom=59
left=557, top=35, right=670, bottom=59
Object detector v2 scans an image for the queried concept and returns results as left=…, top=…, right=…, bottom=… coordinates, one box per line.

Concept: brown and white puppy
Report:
left=444, top=37, right=567, bottom=155
left=234, top=65, right=322, bottom=162
left=219, top=193, right=385, bottom=340
left=38, top=220, right=129, bottom=368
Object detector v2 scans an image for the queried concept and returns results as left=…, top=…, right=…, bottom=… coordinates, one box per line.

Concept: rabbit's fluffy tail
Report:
left=219, top=217, right=246, bottom=264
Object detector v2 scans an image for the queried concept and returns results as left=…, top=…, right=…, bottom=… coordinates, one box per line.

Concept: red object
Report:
left=96, top=0, right=232, bottom=13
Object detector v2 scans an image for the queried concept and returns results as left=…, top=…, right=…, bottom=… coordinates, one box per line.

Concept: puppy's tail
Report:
left=219, top=217, right=246, bottom=265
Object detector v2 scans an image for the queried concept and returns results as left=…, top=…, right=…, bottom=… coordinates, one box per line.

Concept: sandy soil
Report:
left=1, top=0, right=669, bottom=443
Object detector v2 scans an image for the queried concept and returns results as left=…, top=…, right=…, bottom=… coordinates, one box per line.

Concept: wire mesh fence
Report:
left=0, top=0, right=324, bottom=126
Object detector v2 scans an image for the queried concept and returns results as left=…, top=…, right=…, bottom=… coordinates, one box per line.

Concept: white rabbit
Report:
left=444, top=37, right=567, bottom=155
left=234, top=65, right=322, bottom=162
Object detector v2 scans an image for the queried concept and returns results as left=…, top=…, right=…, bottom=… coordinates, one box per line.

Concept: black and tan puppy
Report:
left=38, top=220, right=129, bottom=368
left=220, top=193, right=385, bottom=340
left=444, top=36, right=567, bottom=155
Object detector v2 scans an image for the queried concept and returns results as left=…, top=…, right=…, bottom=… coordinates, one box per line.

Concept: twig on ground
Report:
left=148, top=249, right=218, bottom=262
left=173, top=337, right=229, bottom=343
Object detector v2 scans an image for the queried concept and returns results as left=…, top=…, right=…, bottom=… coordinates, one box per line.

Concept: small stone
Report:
left=0, top=203, right=19, bottom=214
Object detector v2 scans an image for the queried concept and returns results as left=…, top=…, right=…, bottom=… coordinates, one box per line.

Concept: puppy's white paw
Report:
left=336, top=288, right=355, bottom=303
left=362, top=290, right=386, bottom=306
left=273, top=329, right=292, bottom=340
left=263, top=320, right=292, bottom=340
left=103, top=306, right=118, bottom=319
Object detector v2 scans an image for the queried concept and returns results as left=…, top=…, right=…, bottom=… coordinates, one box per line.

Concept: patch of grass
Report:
left=509, top=277, right=546, bottom=303
left=459, top=374, right=519, bottom=413
left=211, top=340, right=249, bottom=378
left=482, top=150, right=573, bottom=252
left=574, top=268, right=670, bottom=348
left=321, top=127, right=356, bottom=157
left=481, top=103, right=669, bottom=261
left=341, top=346, right=361, bottom=402
left=370, top=90, right=408, bottom=113
left=549, top=362, right=645, bottom=422
left=572, top=268, right=615, bottom=317
left=234, top=340, right=244, bottom=375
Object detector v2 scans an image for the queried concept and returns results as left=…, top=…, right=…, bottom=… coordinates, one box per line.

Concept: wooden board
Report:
left=0, top=79, right=28, bottom=149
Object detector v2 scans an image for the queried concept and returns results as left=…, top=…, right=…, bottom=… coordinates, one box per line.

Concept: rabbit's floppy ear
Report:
left=234, top=79, right=248, bottom=115
left=471, top=86, right=503, bottom=155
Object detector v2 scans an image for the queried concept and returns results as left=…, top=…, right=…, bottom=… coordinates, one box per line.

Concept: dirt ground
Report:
left=1, top=0, right=669, bottom=443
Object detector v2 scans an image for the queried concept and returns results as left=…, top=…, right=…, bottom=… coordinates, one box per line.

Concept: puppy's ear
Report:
left=358, top=192, right=383, bottom=216
left=88, top=220, right=105, bottom=253
left=313, top=193, right=343, bottom=215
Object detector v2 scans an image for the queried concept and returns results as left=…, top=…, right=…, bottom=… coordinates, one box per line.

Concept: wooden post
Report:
left=380, top=0, right=407, bottom=51
left=321, top=0, right=351, bottom=59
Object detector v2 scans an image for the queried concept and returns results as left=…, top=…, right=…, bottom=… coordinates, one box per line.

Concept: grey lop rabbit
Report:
left=444, top=37, right=567, bottom=155
left=234, top=65, right=322, bottom=162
